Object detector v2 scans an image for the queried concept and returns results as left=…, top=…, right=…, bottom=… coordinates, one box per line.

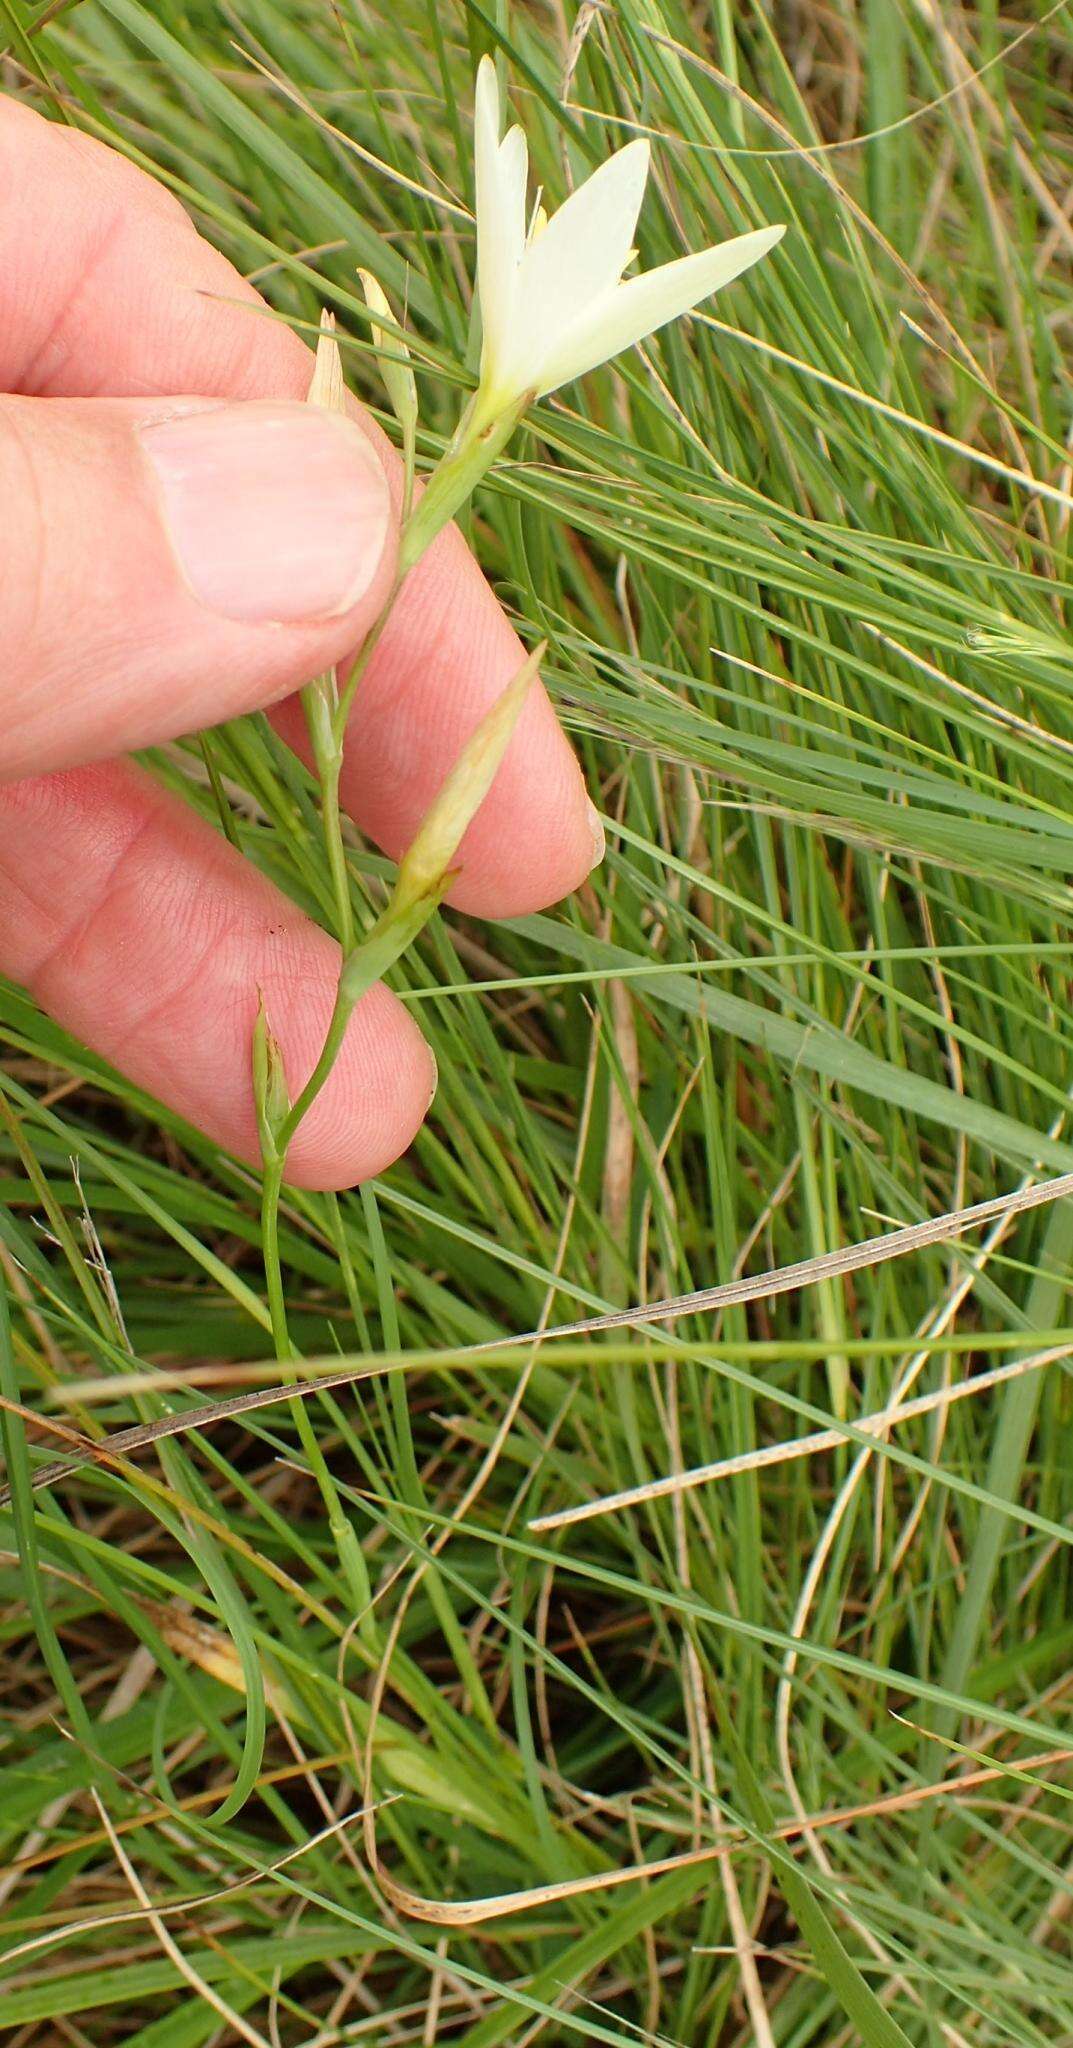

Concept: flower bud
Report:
left=252, top=996, right=291, bottom=1157
left=357, top=268, right=418, bottom=440
left=392, top=641, right=545, bottom=915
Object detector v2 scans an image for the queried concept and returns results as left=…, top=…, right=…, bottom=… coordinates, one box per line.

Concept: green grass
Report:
left=3, top=1, right=1073, bottom=2042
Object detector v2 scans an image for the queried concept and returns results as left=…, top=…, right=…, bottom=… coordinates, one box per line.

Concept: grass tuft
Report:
left=3, top=2, right=1073, bottom=2043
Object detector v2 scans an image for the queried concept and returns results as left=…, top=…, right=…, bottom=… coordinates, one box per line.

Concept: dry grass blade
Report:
left=528, top=1169, right=1073, bottom=1339
left=19, top=1168, right=1073, bottom=1498
left=90, top=1791, right=276, bottom=2048
left=529, top=1341, right=1073, bottom=1532
left=356, top=1745, right=1073, bottom=1927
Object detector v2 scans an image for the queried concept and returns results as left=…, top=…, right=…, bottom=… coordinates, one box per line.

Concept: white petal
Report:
left=498, top=124, right=529, bottom=263
left=473, top=59, right=527, bottom=384
left=474, top=56, right=501, bottom=198
left=535, top=223, right=785, bottom=394
left=509, top=139, right=650, bottom=389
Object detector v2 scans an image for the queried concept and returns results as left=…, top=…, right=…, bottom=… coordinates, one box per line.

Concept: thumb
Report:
left=0, top=394, right=395, bottom=780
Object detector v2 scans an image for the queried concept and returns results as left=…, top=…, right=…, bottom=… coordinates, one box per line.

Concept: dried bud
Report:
left=307, top=309, right=347, bottom=413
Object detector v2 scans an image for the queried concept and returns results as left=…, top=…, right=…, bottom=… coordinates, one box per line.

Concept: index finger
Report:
left=2, top=97, right=600, bottom=916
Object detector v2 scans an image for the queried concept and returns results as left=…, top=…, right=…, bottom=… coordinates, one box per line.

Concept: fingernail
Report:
left=142, top=401, right=392, bottom=624
left=586, top=799, right=606, bottom=870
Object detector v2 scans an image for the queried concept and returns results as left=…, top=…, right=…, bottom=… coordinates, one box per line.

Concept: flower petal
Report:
left=474, top=56, right=501, bottom=215
left=498, top=124, right=529, bottom=265
left=474, top=58, right=527, bottom=386
left=509, top=138, right=651, bottom=391
left=535, top=222, right=785, bottom=394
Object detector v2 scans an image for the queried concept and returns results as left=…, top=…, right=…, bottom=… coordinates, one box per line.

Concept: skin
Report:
left=0, top=98, right=600, bottom=1191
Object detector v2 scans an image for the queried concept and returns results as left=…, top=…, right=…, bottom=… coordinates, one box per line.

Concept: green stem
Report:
left=301, top=675, right=352, bottom=952
left=319, top=754, right=353, bottom=954
left=258, top=383, right=523, bottom=1480
left=278, top=395, right=526, bottom=1176
left=277, top=983, right=353, bottom=1155
left=259, top=1153, right=290, bottom=1358
left=259, top=898, right=439, bottom=1365
left=334, top=578, right=399, bottom=745
left=333, top=392, right=524, bottom=745
left=401, top=414, right=417, bottom=526
left=255, top=381, right=529, bottom=1623
left=257, top=895, right=442, bottom=1606
left=396, top=396, right=524, bottom=578
left=259, top=1137, right=367, bottom=1606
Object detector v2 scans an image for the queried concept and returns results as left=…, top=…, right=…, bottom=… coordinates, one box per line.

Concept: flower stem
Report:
left=276, top=980, right=353, bottom=1155
left=259, top=1153, right=290, bottom=1356
left=333, top=590, right=394, bottom=746
left=302, top=676, right=354, bottom=953
left=258, top=1085, right=374, bottom=1618
left=396, top=396, right=524, bottom=577
left=258, top=382, right=529, bottom=1550
left=259, top=892, right=441, bottom=1337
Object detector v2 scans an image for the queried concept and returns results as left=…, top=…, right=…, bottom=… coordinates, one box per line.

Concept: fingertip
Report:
left=0, top=765, right=436, bottom=1196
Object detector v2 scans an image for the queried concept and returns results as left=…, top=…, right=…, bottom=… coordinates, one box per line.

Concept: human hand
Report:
left=0, top=100, right=601, bottom=1190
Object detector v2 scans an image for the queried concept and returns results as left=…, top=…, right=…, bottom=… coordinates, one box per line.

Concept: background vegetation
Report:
left=3, top=1, right=1073, bottom=2042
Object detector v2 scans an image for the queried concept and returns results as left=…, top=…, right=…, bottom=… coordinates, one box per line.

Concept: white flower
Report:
left=473, top=57, right=784, bottom=415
